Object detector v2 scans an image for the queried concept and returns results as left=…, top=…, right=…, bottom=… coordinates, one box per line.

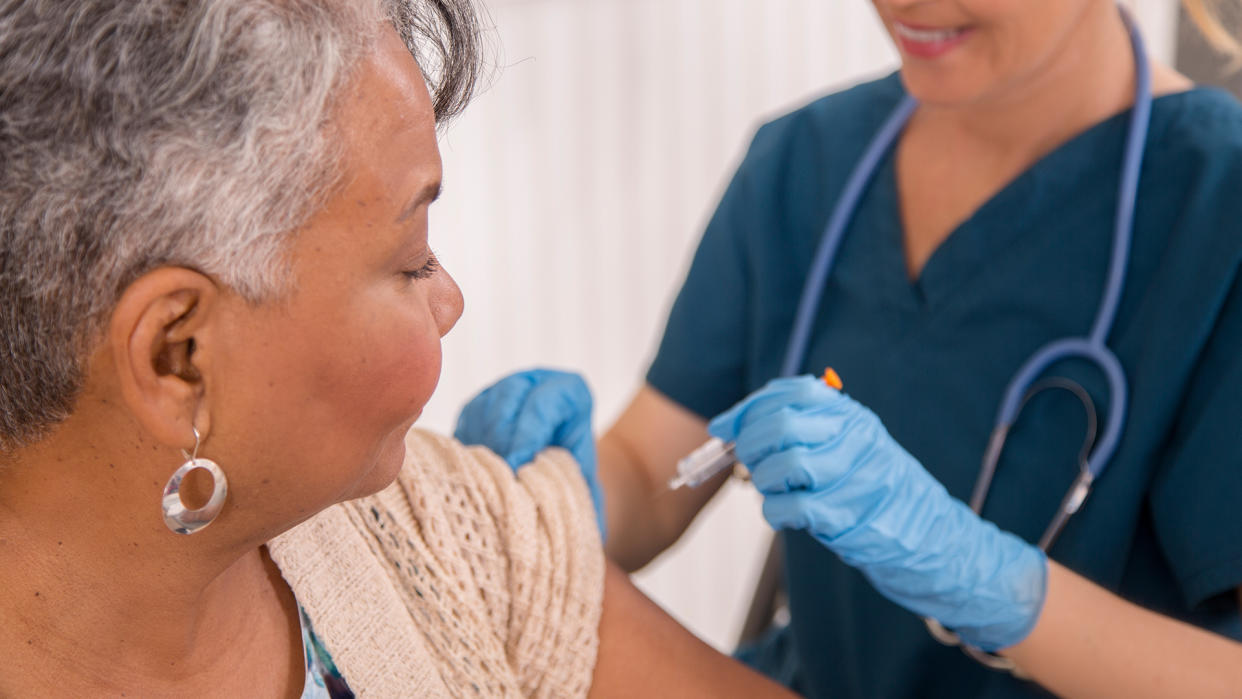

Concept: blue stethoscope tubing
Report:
left=780, top=7, right=1152, bottom=552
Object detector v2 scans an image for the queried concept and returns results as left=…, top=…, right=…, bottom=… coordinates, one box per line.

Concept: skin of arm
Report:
left=597, top=385, right=730, bottom=571
left=1003, top=564, right=1242, bottom=698
left=590, top=563, right=797, bottom=698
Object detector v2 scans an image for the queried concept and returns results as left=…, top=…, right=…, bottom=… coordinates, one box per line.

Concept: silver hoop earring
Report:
left=161, top=427, right=228, bottom=535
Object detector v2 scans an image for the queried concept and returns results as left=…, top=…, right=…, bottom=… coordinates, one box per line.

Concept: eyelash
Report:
left=404, top=254, right=440, bottom=280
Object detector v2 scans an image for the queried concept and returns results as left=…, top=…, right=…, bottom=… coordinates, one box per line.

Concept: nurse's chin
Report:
left=897, top=68, right=995, bottom=109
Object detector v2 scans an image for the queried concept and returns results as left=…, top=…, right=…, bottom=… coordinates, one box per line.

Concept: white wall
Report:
left=421, top=0, right=1179, bottom=652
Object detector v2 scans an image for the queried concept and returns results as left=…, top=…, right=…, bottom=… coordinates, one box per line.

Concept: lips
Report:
left=892, top=21, right=974, bottom=59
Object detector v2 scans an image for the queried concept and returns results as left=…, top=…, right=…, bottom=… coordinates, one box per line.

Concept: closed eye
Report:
left=403, top=254, right=440, bottom=280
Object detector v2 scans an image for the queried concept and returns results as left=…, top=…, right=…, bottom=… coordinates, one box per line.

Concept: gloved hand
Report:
left=709, top=376, right=1047, bottom=652
left=454, top=368, right=606, bottom=537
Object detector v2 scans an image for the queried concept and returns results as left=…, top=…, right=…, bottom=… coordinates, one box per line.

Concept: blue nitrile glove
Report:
left=454, top=369, right=606, bottom=538
left=709, top=376, right=1047, bottom=652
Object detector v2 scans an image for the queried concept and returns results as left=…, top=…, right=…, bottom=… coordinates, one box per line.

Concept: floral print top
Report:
left=299, top=607, right=354, bottom=699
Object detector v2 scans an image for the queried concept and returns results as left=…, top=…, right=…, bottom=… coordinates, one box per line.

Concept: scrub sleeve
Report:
left=1150, top=271, right=1242, bottom=611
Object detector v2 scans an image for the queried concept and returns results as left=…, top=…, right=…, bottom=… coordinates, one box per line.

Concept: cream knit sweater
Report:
left=268, top=428, right=605, bottom=698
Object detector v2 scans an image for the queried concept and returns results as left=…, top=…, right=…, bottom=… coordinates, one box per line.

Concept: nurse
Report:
left=456, top=0, right=1242, bottom=696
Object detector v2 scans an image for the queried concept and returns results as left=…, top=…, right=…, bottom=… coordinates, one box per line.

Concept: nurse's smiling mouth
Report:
left=892, top=20, right=975, bottom=59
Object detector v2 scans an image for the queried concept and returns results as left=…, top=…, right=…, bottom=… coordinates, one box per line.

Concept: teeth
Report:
left=893, top=22, right=963, bottom=43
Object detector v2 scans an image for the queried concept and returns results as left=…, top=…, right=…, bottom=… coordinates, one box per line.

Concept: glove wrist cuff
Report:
left=951, top=547, right=1049, bottom=652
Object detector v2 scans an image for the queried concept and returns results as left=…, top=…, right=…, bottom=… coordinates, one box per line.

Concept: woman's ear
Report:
left=108, top=267, right=220, bottom=451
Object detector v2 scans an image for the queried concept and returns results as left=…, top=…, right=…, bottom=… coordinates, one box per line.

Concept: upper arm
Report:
left=589, top=563, right=796, bottom=699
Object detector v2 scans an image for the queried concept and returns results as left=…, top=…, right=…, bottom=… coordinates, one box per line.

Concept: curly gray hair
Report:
left=0, top=0, right=483, bottom=450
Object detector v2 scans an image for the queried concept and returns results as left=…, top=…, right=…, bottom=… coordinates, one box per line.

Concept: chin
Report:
left=898, top=64, right=996, bottom=108
left=901, top=75, right=970, bottom=106
left=343, top=426, right=413, bottom=500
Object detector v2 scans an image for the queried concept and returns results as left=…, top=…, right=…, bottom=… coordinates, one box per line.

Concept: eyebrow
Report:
left=396, top=181, right=443, bottom=223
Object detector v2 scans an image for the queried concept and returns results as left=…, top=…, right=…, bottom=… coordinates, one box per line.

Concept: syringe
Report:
left=667, top=368, right=844, bottom=491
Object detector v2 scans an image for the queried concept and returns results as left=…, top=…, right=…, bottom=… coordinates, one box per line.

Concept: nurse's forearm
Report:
left=1003, top=561, right=1242, bottom=698
left=597, top=429, right=730, bottom=571
left=597, top=431, right=669, bottom=569
left=597, top=385, right=730, bottom=572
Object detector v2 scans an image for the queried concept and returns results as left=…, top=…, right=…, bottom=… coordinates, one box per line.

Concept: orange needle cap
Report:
left=822, top=367, right=844, bottom=391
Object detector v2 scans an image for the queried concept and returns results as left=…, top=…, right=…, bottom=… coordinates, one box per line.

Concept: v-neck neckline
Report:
left=865, top=86, right=1201, bottom=312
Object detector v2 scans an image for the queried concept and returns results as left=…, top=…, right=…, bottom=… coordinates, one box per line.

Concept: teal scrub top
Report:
left=647, top=73, right=1242, bottom=699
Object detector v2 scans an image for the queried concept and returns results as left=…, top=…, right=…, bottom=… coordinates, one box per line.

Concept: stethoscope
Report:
left=778, top=6, right=1152, bottom=673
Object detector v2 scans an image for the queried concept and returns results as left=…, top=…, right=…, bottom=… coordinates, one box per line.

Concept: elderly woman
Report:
left=0, top=2, right=795, bottom=696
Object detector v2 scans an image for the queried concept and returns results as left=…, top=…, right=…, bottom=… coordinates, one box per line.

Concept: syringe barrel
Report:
left=668, top=437, right=737, bottom=490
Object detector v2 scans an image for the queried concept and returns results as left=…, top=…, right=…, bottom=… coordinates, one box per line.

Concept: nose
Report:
left=432, top=265, right=464, bottom=337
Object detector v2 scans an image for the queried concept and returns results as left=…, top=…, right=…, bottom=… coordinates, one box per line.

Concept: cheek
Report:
left=327, top=295, right=443, bottom=496
left=218, top=288, right=444, bottom=491
left=335, top=294, right=444, bottom=429
left=366, top=307, right=444, bottom=417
